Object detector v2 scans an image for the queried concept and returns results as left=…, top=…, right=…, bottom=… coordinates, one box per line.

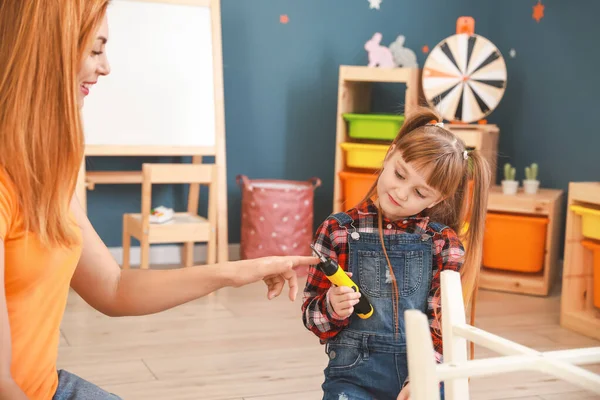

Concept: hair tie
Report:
left=426, top=121, right=444, bottom=128
left=463, top=150, right=469, bottom=160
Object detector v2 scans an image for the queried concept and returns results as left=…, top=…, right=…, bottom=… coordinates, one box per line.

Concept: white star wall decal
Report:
left=368, top=0, right=382, bottom=10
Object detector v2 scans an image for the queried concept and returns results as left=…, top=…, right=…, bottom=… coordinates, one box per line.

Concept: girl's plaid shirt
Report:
left=301, top=199, right=465, bottom=363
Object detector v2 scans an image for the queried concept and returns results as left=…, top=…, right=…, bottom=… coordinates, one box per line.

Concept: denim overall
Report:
left=322, top=212, right=445, bottom=400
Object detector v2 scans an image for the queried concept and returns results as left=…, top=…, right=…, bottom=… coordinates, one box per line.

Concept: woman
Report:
left=0, top=1, right=317, bottom=399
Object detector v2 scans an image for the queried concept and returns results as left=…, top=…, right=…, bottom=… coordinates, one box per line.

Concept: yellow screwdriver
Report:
left=310, top=244, right=374, bottom=319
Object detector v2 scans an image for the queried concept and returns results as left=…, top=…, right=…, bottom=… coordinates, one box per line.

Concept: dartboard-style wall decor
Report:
left=422, top=33, right=507, bottom=123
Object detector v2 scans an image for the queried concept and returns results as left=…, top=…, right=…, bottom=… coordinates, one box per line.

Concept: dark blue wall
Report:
left=87, top=0, right=600, bottom=250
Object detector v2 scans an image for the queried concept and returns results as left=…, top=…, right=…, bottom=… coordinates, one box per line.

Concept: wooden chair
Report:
left=404, top=270, right=600, bottom=400
left=122, top=163, right=217, bottom=269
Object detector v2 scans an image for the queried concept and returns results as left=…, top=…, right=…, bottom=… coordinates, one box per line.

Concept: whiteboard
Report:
left=82, top=0, right=216, bottom=148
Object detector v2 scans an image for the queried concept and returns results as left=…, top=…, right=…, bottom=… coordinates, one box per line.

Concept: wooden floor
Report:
left=58, top=269, right=600, bottom=400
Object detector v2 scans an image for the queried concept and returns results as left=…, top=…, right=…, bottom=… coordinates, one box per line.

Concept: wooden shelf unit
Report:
left=332, top=65, right=422, bottom=213
left=479, top=185, right=564, bottom=296
left=560, top=182, right=600, bottom=340
left=332, top=65, right=500, bottom=214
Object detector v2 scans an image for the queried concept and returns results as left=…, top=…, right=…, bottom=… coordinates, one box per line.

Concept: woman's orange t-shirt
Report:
left=1, top=170, right=82, bottom=399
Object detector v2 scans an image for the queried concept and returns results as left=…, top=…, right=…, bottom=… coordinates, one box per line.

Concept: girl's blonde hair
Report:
left=363, top=106, right=492, bottom=307
left=0, top=0, right=109, bottom=247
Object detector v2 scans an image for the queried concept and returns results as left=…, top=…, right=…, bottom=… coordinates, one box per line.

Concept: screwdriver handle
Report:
left=319, top=259, right=374, bottom=319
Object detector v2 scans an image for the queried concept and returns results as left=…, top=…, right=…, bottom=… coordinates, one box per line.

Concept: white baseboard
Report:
left=109, top=243, right=241, bottom=266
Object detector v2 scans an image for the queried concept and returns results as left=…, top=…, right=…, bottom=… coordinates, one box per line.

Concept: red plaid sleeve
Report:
left=428, top=226, right=465, bottom=363
left=301, top=217, right=351, bottom=343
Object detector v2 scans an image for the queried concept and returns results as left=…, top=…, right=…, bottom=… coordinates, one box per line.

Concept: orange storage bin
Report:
left=581, top=239, right=600, bottom=309
left=339, top=171, right=378, bottom=209
left=483, top=212, right=548, bottom=273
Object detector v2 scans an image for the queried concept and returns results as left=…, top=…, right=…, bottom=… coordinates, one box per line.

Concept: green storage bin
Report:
left=343, top=113, right=405, bottom=140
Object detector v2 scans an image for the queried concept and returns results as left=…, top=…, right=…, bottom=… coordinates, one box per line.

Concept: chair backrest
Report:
left=139, top=163, right=217, bottom=220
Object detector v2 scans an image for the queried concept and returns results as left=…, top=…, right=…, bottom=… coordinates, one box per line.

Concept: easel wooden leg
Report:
left=183, top=155, right=201, bottom=266
left=211, top=0, right=229, bottom=264
left=122, top=217, right=131, bottom=269
left=216, top=163, right=229, bottom=263
left=76, top=156, right=87, bottom=214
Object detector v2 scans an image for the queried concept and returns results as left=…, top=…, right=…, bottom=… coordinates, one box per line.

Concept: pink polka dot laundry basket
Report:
left=236, top=175, right=322, bottom=277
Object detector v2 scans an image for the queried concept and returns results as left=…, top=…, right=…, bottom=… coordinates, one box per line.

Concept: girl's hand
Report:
left=397, top=383, right=410, bottom=400
left=327, top=272, right=361, bottom=318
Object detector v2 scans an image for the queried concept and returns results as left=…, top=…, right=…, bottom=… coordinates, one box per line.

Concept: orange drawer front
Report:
left=582, top=239, right=600, bottom=309
left=483, top=212, right=548, bottom=273
left=339, top=171, right=378, bottom=209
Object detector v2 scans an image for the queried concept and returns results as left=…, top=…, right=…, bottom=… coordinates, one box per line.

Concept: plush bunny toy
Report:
left=389, top=35, right=418, bottom=68
left=364, top=32, right=395, bottom=68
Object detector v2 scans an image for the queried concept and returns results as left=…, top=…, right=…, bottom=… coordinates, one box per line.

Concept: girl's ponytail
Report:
left=461, top=150, right=491, bottom=306
left=392, top=106, right=441, bottom=146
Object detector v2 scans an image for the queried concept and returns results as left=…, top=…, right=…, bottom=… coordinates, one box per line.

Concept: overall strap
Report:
left=329, top=212, right=353, bottom=227
left=428, top=221, right=449, bottom=233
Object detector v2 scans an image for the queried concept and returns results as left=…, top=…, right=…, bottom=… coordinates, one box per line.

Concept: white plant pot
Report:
left=523, top=179, right=540, bottom=194
left=501, top=180, right=519, bottom=195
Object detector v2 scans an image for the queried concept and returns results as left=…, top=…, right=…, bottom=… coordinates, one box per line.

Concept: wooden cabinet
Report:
left=332, top=65, right=499, bottom=213
left=560, top=182, right=600, bottom=340
left=479, top=186, right=564, bottom=296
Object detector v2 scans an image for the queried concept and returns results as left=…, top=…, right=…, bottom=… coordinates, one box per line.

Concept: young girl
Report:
left=302, top=107, right=491, bottom=400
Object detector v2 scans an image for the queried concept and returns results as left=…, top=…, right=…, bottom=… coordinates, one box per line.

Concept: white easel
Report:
left=76, top=0, right=229, bottom=263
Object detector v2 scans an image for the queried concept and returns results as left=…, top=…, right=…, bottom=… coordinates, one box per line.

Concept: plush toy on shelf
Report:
left=389, top=35, right=418, bottom=68
left=365, top=32, right=395, bottom=68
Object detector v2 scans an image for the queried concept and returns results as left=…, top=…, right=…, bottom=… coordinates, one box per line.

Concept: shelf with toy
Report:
left=333, top=17, right=507, bottom=213
left=332, top=75, right=500, bottom=212
left=333, top=86, right=500, bottom=213
left=560, top=182, right=600, bottom=341
left=332, top=63, right=421, bottom=213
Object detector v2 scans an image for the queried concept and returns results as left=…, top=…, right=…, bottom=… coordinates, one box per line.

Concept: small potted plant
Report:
left=523, top=163, right=540, bottom=194
left=502, top=163, right=518, bottom=195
